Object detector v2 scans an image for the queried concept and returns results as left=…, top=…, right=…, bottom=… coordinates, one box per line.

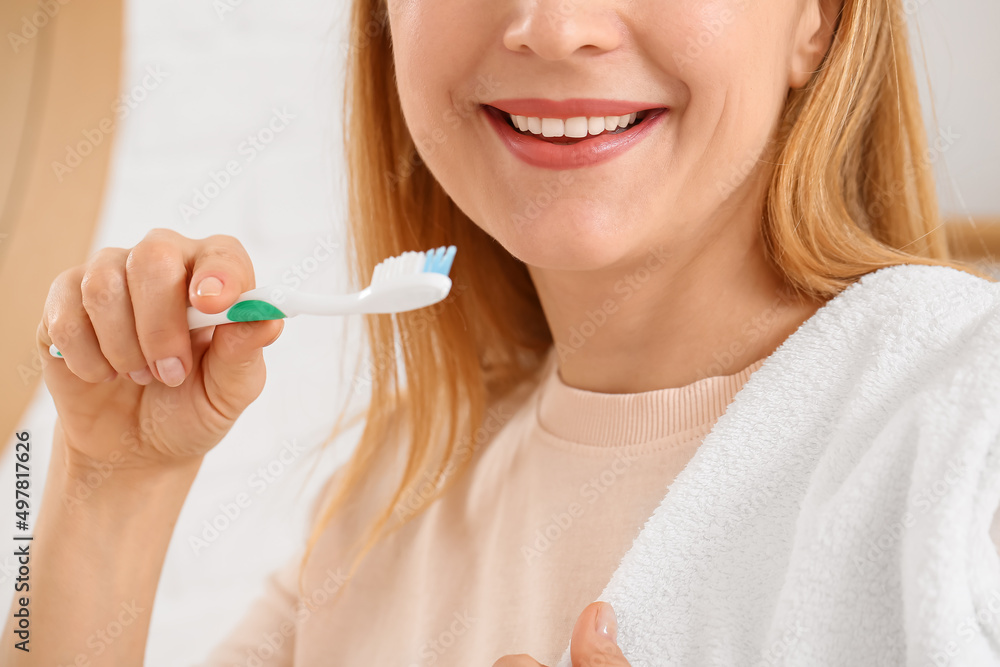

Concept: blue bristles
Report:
left=422, top=245, right=457, bottom=276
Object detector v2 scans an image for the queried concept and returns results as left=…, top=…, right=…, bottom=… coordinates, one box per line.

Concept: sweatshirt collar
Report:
left=535, top=347, right=765, bottom=447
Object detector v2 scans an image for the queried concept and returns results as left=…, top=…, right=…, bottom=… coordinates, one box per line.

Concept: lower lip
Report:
left=482, top=105, right=668, bottom=170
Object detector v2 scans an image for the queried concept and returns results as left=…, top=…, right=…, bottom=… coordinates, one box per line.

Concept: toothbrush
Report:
left=48, top=245, right=457, bottom=358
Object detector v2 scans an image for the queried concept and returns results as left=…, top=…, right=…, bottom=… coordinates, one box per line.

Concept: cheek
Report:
left=641, top=1, right=792, bottom=195
left=390, top=0, right=496, bottom=126
left=389, top=2, right=499, bottom=194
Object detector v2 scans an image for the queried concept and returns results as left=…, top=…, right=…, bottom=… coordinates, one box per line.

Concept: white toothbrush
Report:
left=48, top=245, right=457, bottom=358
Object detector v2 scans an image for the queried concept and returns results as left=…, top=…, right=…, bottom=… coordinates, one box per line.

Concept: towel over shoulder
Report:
left=557, top=264, right=1000, bottom=667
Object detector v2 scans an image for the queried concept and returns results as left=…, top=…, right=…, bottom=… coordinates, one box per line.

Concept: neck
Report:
left=527, top=211, right=827, bottom=394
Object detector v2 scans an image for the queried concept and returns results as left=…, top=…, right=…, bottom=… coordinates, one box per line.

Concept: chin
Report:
left=490, top=217, right=634, bottom=272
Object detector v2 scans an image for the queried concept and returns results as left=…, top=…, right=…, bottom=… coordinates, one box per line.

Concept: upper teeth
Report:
left=508, top=112, right=639, bottom=138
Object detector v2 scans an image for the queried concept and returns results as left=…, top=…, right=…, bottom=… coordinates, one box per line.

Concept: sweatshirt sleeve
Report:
left=196, top=548, right=304, bottom=666
left=196, top=466, right=347, bottom=667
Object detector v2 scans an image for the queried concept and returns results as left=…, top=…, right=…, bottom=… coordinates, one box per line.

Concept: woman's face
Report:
left=385, top=0, right=830, bottom=271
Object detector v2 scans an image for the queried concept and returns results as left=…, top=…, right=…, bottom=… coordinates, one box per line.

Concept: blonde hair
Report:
left=297, top=0, right=994, bottom=597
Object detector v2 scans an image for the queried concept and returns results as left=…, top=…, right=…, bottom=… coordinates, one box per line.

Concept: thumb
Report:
left=198, top=319, right=283, bottom=420
left=570, top=601, right=629, bottom=667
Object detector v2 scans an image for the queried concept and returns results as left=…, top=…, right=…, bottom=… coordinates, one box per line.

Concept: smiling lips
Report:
left=482, top=99, right=669, bottom=169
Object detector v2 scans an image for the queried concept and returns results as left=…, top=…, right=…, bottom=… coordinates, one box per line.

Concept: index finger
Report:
left=125, top=229, right=198, bottom=387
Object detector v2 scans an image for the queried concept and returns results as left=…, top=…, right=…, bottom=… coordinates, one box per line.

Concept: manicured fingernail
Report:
left=155, top=357, right=185, bottom=387
left=195, top=276, right=224, bottom=297
left=595, top=602, right=618, bottom=642
left=128, top=367, right=154, bottom=385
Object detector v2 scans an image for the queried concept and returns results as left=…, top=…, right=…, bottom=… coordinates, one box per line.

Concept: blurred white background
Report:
left=0, top=0, right=997, bottom=664
left=909, top=1, right=1000, bottom=216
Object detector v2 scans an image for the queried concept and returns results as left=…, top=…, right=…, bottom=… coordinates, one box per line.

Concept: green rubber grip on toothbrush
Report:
left=47, top=299, right=288, bottom=358
left=224, top=300, right=287, bottom=322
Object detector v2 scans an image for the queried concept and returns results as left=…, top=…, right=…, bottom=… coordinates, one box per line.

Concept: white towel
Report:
left=556, top=264, right=1000, bottom=667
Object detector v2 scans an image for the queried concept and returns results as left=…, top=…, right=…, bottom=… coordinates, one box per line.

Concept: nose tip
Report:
left=502, top=4, right=623, bottom=61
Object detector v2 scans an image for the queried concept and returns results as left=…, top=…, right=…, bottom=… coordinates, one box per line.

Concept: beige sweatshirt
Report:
left=200, top=348, right=767, bottom=666
left=201, top=346, right=1000, bottom=666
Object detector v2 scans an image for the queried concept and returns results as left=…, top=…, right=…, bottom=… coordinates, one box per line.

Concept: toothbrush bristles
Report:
left=423, top=245, right=457, bottom=276
left=369, top=245, right=457, bottom=285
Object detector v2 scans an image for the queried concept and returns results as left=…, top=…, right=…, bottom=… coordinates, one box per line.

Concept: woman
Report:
left=7, top=0, right=1000, bottom=665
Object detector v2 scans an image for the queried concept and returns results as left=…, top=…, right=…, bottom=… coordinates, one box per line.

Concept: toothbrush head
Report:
left=371, top=245, right=457, bottom=286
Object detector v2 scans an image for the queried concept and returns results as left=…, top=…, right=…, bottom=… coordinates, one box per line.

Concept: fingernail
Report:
left=103, top=372, right=118, bottom=383
left=128, top=367, right=154, bottom=386
left=155, top=357, right=185, bottom=387
left=595, top=602, right=618, bottom=643
left=195, top=276, right=224, bottom=297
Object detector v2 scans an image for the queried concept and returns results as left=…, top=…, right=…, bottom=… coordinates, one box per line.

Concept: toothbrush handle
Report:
left=46, top=273, right=449, bottom=358
left=186, top=295, right=289, bottom=329
left=48, top=287, right=289, bottom=358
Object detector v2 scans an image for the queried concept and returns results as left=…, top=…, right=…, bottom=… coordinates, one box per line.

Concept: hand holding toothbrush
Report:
left=22, top=229, right=456, bottom=667
left=37, top=228, right=455, bottom=476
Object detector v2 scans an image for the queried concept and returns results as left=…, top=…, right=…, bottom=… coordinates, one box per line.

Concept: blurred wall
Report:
left=0, top=0, right=122, bottom=451
left=908, top=0, right=1000, bottom=218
